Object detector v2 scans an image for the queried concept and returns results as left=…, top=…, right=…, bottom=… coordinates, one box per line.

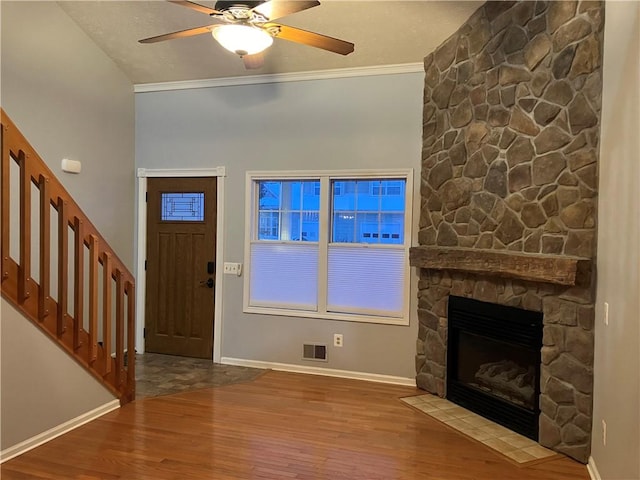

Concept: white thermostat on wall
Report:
left=61, top=158, right=81, bottom=174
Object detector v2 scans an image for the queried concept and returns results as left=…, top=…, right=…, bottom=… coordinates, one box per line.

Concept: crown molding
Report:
left=134, top=63, right=424, bottom=93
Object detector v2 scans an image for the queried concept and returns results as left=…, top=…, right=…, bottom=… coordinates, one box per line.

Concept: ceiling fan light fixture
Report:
left=212, top=24, right=273, bottom=56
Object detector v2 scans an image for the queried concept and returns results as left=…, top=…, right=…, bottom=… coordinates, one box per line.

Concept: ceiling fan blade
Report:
left=252, top=1, right=320, bottom=21
left=243, top=52, right=265, bottom=70
left=139, top=25, right=216, bottom=44
left=168, top=0, right=221, bottom=15
left=266, top=24, right=354, bottom=55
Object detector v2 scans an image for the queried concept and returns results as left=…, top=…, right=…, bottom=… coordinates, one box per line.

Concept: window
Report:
left=332, top=180, right=405, bottom=244
left=371, top=180, right=404, bottom=196
left=244, top=170, right=413, bottom=325
left=161, top=192, right=205, bottom=221
left=256, top=180, right=320, bottom=241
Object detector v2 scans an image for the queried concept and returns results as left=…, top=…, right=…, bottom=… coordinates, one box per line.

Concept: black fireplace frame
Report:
left=446, top=295, right=543, bottom=440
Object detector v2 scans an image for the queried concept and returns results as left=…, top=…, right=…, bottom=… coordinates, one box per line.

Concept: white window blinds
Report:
left=249, top=243, right=318, bottom=310
left=327, top=246, right=405, bottom=317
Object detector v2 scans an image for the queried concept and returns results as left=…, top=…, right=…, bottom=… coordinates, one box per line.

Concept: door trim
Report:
left=136, top=167, right=226, bottom=362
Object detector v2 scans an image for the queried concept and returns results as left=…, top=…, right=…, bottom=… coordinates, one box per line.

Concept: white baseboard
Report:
left=587, top=456, right=602, bottom=480
left=0, top=399, right=120, bottom=463
left=220, top=357, right=416, bottom=386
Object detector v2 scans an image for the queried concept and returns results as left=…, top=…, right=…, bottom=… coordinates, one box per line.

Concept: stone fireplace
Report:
left=409, top=1, right=603, bottom=464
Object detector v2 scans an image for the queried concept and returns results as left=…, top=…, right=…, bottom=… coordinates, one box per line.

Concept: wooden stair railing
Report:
left=1, top=109, right=135, bottom=405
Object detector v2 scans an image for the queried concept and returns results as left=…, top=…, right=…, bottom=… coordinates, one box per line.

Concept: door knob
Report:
left=200, top=278, right=214, bottom=288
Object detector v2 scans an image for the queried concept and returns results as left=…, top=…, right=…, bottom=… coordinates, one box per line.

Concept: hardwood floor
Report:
left=1, top=371, right=589, bottom=480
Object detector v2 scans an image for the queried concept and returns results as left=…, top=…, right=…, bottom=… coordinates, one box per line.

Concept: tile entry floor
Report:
left=135, top=353, right=265, bottom=398
left=401, top=393, right=558, bottom=465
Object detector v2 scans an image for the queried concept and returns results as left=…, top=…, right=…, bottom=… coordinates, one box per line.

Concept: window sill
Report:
left=243, top=305, right=410, bottom=326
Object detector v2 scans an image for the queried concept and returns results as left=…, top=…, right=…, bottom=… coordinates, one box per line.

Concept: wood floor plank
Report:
left=1, top=370, right=589, bottom=480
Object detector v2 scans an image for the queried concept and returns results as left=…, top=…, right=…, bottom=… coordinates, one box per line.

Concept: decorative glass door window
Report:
left=161, top=192, right=205, bottom=221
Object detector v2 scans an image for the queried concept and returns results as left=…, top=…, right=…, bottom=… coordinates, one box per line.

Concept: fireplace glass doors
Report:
left=447, top=296, right=543, bottom=440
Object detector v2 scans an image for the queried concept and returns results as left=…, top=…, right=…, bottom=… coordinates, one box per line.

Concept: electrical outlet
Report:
left=602, top=419, right=607, bottom=446
left=604, top=302, right=609, bottom=326
left=333, top=333, right=343, bottom=347
left=223, top=262, right=242, bottom=276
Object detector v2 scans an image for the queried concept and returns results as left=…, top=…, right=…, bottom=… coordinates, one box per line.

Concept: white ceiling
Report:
left=58, top=1, right=482, bottom=85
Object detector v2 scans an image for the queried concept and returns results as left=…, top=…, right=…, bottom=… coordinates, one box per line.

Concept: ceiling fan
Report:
left=139, top=0, right=355, bottom=69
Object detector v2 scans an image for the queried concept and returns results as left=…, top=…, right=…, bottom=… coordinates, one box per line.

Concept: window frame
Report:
left=243, top=169, right=413, bottom=326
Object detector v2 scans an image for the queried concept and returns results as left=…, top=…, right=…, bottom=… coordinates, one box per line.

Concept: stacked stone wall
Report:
left=416, top=0, right=603, bottom=463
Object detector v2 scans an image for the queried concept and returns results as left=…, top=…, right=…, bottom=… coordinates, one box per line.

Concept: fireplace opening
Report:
left=447, top=296, right=543, bottom=440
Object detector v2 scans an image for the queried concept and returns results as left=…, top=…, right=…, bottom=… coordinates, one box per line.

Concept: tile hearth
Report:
left=401, top=394, right=557, bottom=464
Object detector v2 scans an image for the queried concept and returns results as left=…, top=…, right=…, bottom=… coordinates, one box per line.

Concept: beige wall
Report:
left=136, top=72, right=424, bottom=378
left=0, top=1, right=135, bottom=451
left=0, top=1, right=135, bottom=268
left=592, top=1, right=640, bottom=478
left=0, top=300, right=116, bottom=450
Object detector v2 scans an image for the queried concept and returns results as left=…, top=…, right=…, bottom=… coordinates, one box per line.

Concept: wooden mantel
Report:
left=409, top=246, right=591, bottom=286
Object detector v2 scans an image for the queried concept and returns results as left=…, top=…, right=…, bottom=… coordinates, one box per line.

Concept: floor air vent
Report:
left=303, top=344, right=327, bottom=361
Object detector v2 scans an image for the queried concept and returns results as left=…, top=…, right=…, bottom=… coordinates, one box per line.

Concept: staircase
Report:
left=1, top=109, right=135, bottom=404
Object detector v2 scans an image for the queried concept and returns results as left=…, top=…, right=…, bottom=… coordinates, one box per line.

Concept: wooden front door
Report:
left=145, top=177, right=216, bottom=358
